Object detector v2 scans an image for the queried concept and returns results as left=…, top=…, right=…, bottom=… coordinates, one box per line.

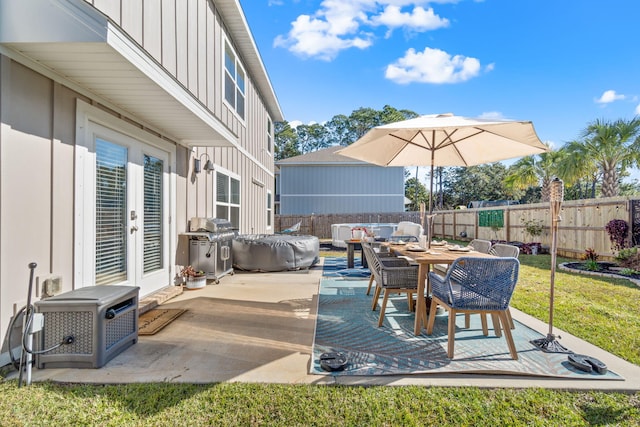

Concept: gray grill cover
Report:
left=232, top=234, right=320, bottom=272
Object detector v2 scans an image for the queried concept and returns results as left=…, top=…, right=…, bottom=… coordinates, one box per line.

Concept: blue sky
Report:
left=243, top=0, right=639, bottom=169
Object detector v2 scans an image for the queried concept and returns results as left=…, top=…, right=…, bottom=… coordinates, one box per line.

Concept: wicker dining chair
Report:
left=489, top=243, right=520, bottom=258
left=362, top=242, right=407, bottom=296
left=470, top=243, right=521, bottom=332
left=426, top=257, right=520, bottom=359
left=363, top=243, right=419, bottom=327
left=362, top=241, right=410, bottom=295
left=433, top=238, right=493, bottom=276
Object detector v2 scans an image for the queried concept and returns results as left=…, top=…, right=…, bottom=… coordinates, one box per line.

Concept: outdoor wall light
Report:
left=194, top=153, right=214, bottom=174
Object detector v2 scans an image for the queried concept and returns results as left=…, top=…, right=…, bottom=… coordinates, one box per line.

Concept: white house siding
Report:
left=0, top=58, right=86, bottom=341
left=0, top=0, right=279, bottom=345
left=279, top=165, right=405, bottom=215
left=86, top=0, right=277, bottom=233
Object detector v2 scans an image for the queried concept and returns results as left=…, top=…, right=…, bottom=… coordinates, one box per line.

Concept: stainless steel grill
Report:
left=184, top=218, right=236, bottom=283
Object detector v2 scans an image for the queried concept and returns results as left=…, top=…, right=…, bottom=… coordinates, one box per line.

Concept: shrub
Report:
left=615, top=247, right=638, bottom=262
left=619, top=268, right=639, bottom=276
left=522, top=218, right=544, bottom=241
left=521, top=242, right=542, bottom=255
left=581, top=248, right=601, bottom=271
left=584, top=259, right=601, bottom=271
left=605, top=219, right=629, bottom=251
left=581, top=248, right=599, bottom=262
left=619, top=251, right=640, bottom=271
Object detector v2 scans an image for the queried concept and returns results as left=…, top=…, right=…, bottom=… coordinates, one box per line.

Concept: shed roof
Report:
left=277, top=146, right=372, bottom=165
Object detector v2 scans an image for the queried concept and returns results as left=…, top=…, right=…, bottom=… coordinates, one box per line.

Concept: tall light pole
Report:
left=532, top=177, right=572, bottom=353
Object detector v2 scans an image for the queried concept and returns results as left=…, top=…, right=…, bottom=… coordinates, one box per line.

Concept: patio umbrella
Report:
left=337, top=113, right=548, bottom=214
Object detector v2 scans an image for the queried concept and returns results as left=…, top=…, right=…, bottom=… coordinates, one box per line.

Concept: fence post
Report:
left=505, top=206, right=511, bottom=242
left=311, top=213, right=315, bottom=236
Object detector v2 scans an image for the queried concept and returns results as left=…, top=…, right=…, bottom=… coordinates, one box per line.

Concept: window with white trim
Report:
left=216, top=171, right=241, bottom=229
left=267, top=190, right=272, bottom=227
left=224, top=41, right=245, bottom=119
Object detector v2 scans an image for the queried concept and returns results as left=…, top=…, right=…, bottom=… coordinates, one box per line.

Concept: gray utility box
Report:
left=35, top=286, right=139, bottom=369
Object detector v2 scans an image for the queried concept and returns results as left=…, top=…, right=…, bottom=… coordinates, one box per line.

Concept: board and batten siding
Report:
left=87, top=0, right=277, bottom=233
left=279, top=165, right=405, bottom=215
left=87, top=0, right=243, bottom=139
left=0, top=58, right=87, bottom=338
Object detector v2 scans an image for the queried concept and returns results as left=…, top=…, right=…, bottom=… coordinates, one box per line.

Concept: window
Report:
left=143, top=154, right=164, bottom=274
left=224, top=42, right=245, bottom=119
left=266, top=191, right=272, bottom=227
left=95, top=139, right=128, bottom=285
left=267, top=118, right=273, bottom=154
left=216, top=170, right=241, bottom=228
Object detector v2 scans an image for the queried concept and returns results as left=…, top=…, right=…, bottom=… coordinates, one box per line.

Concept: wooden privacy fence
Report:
left=276, top=196, right=640, bottom=260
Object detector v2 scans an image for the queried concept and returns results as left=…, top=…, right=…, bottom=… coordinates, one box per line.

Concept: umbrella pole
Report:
left=531, top=178, right=572, bottom=353
left=428, top=153, right=435, bottom=214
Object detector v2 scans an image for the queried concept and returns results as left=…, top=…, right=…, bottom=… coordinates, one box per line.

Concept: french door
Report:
left=79, top=122, right=171, bottom=296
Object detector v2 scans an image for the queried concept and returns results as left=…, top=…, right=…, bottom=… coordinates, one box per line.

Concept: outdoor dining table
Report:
left=384, top=243, right=495, bottom=335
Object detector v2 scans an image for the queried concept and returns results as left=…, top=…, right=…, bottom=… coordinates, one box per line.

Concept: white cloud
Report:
left=370, top=6, right=449, bottom=38
left=273, top=0, right=377, bottom=60
left=635, top=104, right=640, bottom=115
left=274, top=12, right=372, bottom=61
left=274, top=1, right=455, bottom=60
left=596, top=89, right=625, bottom=104
left=385, top=47, right=486, bottom=84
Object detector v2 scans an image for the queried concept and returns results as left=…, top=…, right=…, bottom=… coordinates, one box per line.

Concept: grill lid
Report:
left=190, top=217, right=234, bottom=233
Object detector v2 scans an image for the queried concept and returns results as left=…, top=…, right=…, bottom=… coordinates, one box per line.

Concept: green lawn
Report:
left=1, top=251, right=639, bottom=426
left=513, top=254, right=640, bottom=365
left=0, top=382, right=638, bottom=426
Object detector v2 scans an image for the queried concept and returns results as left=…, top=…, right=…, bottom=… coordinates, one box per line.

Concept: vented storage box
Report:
left=35, top=286, right=139, bottom=369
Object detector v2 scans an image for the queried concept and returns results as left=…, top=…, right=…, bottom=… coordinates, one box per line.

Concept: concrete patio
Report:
left=23, top=259, right=640, bottom=391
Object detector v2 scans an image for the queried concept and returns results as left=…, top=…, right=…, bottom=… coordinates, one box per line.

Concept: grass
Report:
left=512, top=254, right=640, bottom=365
left=0, top=382, right=638, bottom=426
left=1, top=244, right=639, bottom=426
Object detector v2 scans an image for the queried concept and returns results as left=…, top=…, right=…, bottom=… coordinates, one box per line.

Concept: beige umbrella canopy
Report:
left=337, top=113, right=548, bottom=213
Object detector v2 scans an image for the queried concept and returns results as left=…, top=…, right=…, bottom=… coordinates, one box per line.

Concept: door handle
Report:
left=130, top=225, right=139, bottom=233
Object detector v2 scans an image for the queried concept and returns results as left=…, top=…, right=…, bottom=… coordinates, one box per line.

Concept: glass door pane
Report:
left=95, top=139, right=128, bottom=285
left=143, top=155, right=163, bottom=273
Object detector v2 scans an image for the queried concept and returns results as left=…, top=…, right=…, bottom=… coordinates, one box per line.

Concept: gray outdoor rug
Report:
left=311, top=278, right=623, bottom=379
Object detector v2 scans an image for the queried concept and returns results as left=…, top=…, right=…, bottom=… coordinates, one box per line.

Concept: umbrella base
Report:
left=531, top=334, right=573, bottom=354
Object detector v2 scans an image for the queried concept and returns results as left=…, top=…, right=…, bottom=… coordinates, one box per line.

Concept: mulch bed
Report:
left=561, top=262, right=640, bottom=281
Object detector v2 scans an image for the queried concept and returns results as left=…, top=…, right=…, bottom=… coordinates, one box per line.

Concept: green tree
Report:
left=444, top=163, right=514, bottom=207
left=274, top=121, right=300, bottom=161
left=296, top=123, right=329, bottom=154
left=404, top=177, right=429, bottom=211
left=324, top=114, right=352, bottom=146
left=379, top=105, right=419, bottom=125
left=503, top=144, right=565, bottom=202
left=274, top=105, right=420, bottom=160
left=348, top=107, right=381, bottom=141
left=557, top=140, right=601, bottom=199
left=568, top=118, right=640, bottom=197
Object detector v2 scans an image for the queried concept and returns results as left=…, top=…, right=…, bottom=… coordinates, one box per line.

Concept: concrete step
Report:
left=138, top=285, right=184, bottom=315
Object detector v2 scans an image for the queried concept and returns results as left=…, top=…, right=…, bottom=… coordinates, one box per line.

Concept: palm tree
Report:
left=504, top=144, right=565, bottom=202
left=570, top=118, right=640, bottom=197
left=557, top=140, right=601, bottom=199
